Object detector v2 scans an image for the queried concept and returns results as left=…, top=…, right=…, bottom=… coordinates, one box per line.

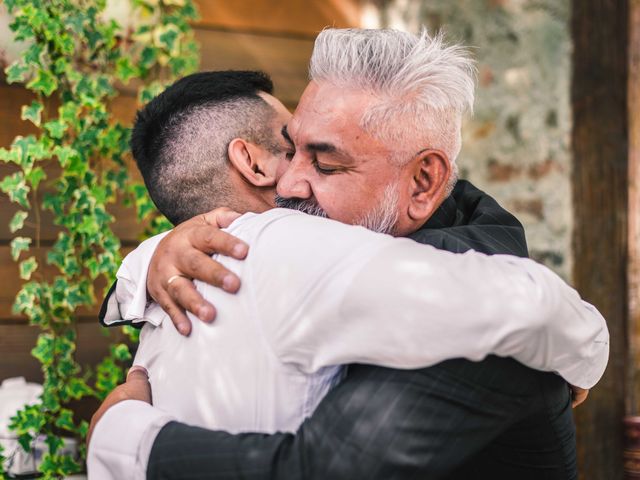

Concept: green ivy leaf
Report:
left=23, top=43, right=45, bottom=66
left=19, top=256, right=38, bottom=280
left=54, top=409, right=75, bottom=431
left=26, top=166, right=47, bottom=189
left=139, top=45, right=158, bottom=69
left=53, top=145, right=79, bottom=167
left=27, top=69, right=58, bottom=96
left=44, top=434, right=64, bottom=455
left=65, top=378, right=93, bottom=400
left=112, top=343, right=131, bottom=362
left=26, top=138, right=51, bottom=162
left=44, top=119, right=67, bottom=139
left=5, top=61, right=29, bottom=84
left=21, top=101, right=43, bottom=126
left=23, top=3, right=47, bottom=30
left=0, top=147, right=21, bottom=164
left=17, top=433, right=33, bottom=453
left=158, top=26, right=179, bottom=53
left=12, top=281, right=43, bottom=318
left=0, top=171, right=30, bottom=208
left=9, top=210, right=29, bottom=233
left=10, top=236, right=31, bottom=260
left=32, top=333, right=54, bottom=364
left=55, top=33, right=75, bottom=56
left=115, top=57, right=138, bottom=83
left=78, top=419, right=89, bottom=438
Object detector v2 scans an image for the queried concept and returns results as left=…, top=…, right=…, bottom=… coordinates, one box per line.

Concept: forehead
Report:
left=289, top=82, right=389, bottom=155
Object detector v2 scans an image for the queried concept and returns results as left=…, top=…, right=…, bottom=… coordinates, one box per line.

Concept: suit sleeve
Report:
left=147, top=358, right=540, bottom=480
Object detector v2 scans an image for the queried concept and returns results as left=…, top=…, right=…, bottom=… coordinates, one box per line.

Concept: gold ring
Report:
left=127, top=365, right=148, bottom=381
left=167, top=274, right=188, bottom=286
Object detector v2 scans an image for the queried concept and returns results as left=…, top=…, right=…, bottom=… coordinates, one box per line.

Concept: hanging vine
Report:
left=0, top=0, right=198, bottom=476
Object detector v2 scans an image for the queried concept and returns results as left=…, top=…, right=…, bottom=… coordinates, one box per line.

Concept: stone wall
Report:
left=363, top=0, right=573, bottom=279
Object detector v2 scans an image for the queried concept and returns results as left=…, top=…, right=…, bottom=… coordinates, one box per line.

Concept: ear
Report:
left=407, top=149, right=452, bottom=222
left=227, top=138, right=277, bottom=187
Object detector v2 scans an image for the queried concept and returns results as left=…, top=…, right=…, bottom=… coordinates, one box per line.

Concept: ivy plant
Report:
left=0, top=0, right=198, bottom=477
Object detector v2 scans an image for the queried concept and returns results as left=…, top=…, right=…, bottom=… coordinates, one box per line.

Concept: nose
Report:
left=276, top=153, right=313, bottom=199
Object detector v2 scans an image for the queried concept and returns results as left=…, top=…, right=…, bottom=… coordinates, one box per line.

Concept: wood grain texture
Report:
left=571, top=0, right=630, bottom=478
left=195, top=28, right=313, bottom=107
left=0, top=246, right=131, bottom=321
left=628, top=0, right=640, bottom=417
left=0, top=320, right=125, bottom=384
left=194, top=0, right=362, bottom=38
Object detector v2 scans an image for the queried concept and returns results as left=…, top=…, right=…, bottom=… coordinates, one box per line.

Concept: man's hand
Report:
left=87, top=368, right=151, bottom=447
left=148, top=207, right=249, bottom=336
left=571, top=385, right=589, bottom=408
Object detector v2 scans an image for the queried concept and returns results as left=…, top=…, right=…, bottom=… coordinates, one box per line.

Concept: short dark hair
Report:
left=131, top=70, right=276, bottom=225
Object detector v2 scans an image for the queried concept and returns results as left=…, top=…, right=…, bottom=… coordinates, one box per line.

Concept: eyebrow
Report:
left=306, top=142, right=338, bottom=154
left=282, top=126, right=351, bottom=160
left=281, top=125, right=294, bottom=147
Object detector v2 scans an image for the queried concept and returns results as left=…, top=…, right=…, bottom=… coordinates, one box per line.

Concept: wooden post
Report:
left=571, top=0, right=630, bottom=478
left=628, top=0, right=640, bottom=413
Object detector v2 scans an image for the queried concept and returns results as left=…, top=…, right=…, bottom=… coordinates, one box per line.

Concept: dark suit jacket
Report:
left=101, top=180, right=577, bottom=479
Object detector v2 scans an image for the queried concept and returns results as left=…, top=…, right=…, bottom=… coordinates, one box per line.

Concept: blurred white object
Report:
left=0, top=377, right=42, bottom=475
left=0, top=377, right=78, bottom=477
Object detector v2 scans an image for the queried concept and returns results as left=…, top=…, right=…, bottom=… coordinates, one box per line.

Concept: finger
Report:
left=195, top=226, right=248, bottom=259
left=177, top=249, right=241, bottom=293
left=204, top=207, right=242, bottom=229
left=166, top=275, right=217, bottom=322
left=570, top=386, right=589, bottom=408
left=157, top=291, right=192, bottom=336
left=127, top=366, right=149, bottom=381
left=572, top=390, right=589, bottom=408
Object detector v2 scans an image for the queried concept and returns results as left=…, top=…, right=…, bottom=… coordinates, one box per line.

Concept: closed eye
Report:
left=312, top=159, right=340, bottom=175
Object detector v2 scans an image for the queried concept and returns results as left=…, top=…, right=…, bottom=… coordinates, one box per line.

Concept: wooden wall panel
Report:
left=0, top=246, right=131, bottom=321
left=571, top=0, right=630, bottom=478
left=194, top=0, right=362, bottom=37
left=0, top=320, right=123, bottom=384
left=195, top=29, right=314, bottom=107
left=0, top=167, right=146, bottom=245
left=630, top=0, right=640, bottom=417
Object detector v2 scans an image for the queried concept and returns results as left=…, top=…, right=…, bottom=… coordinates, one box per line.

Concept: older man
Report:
left=91, top=29, right=606, bottom=479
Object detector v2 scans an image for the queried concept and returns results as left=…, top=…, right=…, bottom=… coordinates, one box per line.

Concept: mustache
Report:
left=275, top=194, right=328, bottom=218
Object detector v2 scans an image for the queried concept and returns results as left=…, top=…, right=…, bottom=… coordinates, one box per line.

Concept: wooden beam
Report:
left=0, top=246, right=132, bottom=321
left=193, top=0, right=362, bottom=39
left=571, top=0, right=629, bottom=478
left=195, top=28, right=314, bottom=107
left=0, top=319, right=125, bottom=383
left=628, top=0, right=640, bottom=413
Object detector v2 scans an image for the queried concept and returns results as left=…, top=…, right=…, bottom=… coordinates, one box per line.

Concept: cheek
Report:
left=313, top=178, right=372, bottom=223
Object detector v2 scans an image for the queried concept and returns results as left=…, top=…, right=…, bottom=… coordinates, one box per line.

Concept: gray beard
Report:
left=275, top=195, right=328, bottom=218
left=274, top=183, right=399, bottom=235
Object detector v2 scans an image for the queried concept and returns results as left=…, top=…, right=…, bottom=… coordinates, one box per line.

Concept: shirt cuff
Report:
left=87, top=400, right=175, bottom=480
left=110, top=231, right=170, bottom=325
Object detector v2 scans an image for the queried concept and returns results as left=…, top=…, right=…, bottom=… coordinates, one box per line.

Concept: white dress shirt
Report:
left=88, top=208, right=609, bottom=479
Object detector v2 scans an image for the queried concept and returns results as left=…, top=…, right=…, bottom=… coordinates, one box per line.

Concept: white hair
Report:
left=310, top=28, right=476, bottom=194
